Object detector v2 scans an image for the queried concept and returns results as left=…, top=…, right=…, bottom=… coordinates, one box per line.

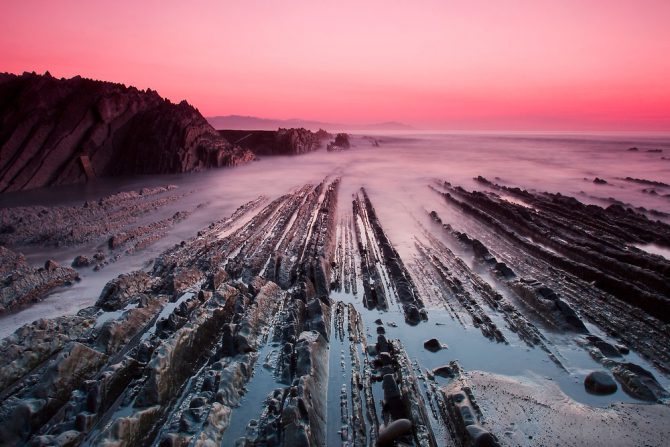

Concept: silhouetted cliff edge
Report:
left=0, top=72, right=254, bottom=192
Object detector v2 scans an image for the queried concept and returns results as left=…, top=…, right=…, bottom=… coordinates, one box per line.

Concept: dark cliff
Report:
left=219, top=128, right=330, bottom=156
left=0, top=72, right=255, bottom=192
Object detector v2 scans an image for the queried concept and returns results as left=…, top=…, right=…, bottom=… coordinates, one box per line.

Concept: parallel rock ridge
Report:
left=0, top=71, right=254, bottom=192
left=0, top=178, right=341, bottom=446
left=1, top=176, right=670, bottom=446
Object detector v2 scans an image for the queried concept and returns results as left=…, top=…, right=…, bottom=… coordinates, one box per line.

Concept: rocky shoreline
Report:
left=0, top=174, right=669, bottom=446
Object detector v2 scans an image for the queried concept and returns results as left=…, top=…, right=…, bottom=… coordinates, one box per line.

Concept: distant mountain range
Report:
left=207, top=115, right=415, bottom=131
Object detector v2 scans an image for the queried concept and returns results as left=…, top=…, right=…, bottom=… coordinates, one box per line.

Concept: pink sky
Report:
left=2, top=0, right=670, bottom=130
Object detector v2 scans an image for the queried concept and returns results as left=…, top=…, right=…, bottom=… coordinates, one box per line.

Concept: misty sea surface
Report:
left=2, top=131, right=670, bottom=417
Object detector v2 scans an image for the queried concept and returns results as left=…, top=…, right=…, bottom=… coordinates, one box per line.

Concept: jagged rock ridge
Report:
left=0, top=72, right=254, bottom=192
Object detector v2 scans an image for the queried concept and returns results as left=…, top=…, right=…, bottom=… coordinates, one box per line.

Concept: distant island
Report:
left=207, top=115, right=415, bottom=131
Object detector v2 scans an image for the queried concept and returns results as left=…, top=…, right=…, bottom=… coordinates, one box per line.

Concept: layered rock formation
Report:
left=0, top=72, right=254, bottom=192
left=2, top=174, right=670, bottom=446
left=0, top=178, right=341, bottom=446
left=219, top=128, right=330, bottom=156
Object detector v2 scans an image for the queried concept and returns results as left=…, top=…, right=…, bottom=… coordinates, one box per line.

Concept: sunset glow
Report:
left=2, top=0, right=669, bottom=129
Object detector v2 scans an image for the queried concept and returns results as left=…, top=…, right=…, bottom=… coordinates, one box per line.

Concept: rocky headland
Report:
left=0, top=72, right=255, bottom=192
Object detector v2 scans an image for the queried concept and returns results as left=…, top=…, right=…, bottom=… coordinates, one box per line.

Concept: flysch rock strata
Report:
left=0, top=72, right=255, bottom=192
left=1, top=176, right=669, bottom=446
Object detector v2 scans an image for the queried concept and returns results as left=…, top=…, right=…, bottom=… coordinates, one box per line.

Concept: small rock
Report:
left=71, top=255, right=91, bottom=268
left=44, top=259, right=59, bottom=271
left=616, top=344, right=630, bottom=355
left=433, top=365, right=456, bottom=378
left=424, top=338, right=445, bottom=352
left=404, top=304, right=421, bottom=325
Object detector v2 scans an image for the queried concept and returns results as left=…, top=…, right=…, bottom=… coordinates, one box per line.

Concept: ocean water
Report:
left=1, top=131, right=669, bottom=413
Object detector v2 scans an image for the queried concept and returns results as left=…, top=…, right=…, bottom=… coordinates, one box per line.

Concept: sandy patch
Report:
left=466, top=371, right=670, bottom=447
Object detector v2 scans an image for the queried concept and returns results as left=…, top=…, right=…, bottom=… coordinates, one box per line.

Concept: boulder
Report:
left=71, top=255, right=91, bottom=268
left=584, top=371, right=618, bottom=395
left=424, top=338, right=445, bottom=352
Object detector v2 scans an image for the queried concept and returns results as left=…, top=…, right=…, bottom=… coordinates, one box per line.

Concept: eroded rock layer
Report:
left=0, top=72, right=254, bottom=192
left=1, top=176, right=669, bottom=446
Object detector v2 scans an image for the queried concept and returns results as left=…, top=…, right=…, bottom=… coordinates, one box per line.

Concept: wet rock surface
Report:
left=584, top=371, right=618, bottom=395
left=1, top=174, right=669, bottom=446
left=433, top=178, right=670, bottom=375
left=0, top=72, right=254, bottom=192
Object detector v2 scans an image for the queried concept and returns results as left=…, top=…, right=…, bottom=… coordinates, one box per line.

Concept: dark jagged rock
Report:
left=95, top=270, right=155, bottom=311
left=0, top=72, right=254, bottom=192
left=593, top=177, right=607, bottom=184
left=611, top=362, right=669, bottom=402
left=433, top=363, right=459, bottom=378
left=326, top=133, right=351, bottom=152
left=585, top=335, right=622, bottom=358
left=0, top=315, right=96, bottom=391
left=0, top=180, right=347, bottom=446
left=431, top=180, right=670, bottom=375
left=71, top=255, right=91, bottom=268
left=219, top=127, right=327, bottom=156
left=0, top=341, right=107, bottom=445
left=510, top=279, right=589, bottom=333
left=423, top=338, right=445, bottom=352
